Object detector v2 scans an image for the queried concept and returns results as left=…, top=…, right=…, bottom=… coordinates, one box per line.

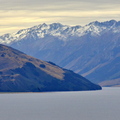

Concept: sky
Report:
left=0, top=0, right=120, bottom=35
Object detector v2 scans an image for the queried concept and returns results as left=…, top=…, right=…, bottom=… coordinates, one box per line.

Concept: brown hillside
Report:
left=0, top=44, right=101, bottom=92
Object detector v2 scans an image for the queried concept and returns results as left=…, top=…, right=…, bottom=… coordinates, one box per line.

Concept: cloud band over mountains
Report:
left=0, top=0, right=120, bottom=35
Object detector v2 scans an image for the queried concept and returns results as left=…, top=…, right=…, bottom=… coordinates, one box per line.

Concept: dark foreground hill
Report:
left=0, top=44, right=101, bottom=92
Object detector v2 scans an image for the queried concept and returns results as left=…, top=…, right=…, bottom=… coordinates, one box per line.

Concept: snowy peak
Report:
left=0, top=20, right=120, bottom=44
left=100, top=20, right=117, bottom=26
left=50, top=23, right=65, bottom=28
left=82, top=20, right=120, bottom=35
left=88, top=20, right=117, bottom=26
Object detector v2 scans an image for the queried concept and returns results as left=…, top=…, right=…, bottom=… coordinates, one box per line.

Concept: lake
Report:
left=0, top=87, right=120, bottom=120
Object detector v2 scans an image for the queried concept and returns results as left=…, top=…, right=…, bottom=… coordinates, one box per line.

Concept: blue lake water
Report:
left=0, top=87, right=120, bottom=120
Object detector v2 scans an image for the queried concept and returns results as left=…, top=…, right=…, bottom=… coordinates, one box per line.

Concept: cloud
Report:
left=0, top=0, right=120, bottom=35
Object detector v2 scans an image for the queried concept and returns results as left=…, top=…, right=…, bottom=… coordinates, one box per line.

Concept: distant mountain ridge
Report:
left=1, top=20, right=120, bottom=44
left=0, top=20, right=120, bottom=86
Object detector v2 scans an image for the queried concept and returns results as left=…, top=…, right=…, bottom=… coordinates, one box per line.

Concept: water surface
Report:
left=0, top=87, right=120, bottom=120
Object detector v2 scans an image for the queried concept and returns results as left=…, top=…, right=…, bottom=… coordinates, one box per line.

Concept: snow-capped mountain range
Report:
left=1, top=20, right=120, bottom=44
left=0, top=20, right=120, bottom=87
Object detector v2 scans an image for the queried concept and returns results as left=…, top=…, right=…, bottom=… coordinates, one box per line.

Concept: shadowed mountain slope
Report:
left=0, top=44, right=101, bottom=92
left=1, top=20, right=119, bottom=86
